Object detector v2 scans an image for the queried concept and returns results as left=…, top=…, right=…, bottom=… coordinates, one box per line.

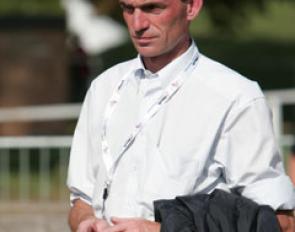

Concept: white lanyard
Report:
left=101, top=51, right=199, bottom=218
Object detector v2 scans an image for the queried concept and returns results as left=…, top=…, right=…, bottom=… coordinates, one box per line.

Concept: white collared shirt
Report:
left=67, top=42, right=295, bottom=221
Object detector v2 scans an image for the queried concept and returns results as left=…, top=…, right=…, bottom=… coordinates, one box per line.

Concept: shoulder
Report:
left=194, top=54, right=264, bottom=107
left=85, top=57, right=138, bottom=99
left=91, top=58, right=138, bottom=87
left=81, top=57, right=138, bottom=109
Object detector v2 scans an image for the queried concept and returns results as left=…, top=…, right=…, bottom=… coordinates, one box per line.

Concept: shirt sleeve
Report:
left=215, top=97, right=295, bottom=210
left=67, top=84, right=96, bottom=206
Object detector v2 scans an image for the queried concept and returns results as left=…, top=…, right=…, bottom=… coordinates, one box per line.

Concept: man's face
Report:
left=119, top=0, right=192, bottom=58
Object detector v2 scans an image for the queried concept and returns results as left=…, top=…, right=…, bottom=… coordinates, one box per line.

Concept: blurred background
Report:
left=0, top=0, right=294, bottom=231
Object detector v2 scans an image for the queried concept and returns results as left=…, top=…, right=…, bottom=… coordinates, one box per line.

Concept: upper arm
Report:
left=215, top=97, right=294, bottom=209
left=67, top=84, right=97, bottom=205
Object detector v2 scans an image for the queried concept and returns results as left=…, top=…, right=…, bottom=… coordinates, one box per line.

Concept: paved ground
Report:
left=0, top=203, right=70, bottom=232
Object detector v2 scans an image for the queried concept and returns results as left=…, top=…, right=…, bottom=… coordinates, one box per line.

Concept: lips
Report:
left=133, top=36, right=156, bottom=44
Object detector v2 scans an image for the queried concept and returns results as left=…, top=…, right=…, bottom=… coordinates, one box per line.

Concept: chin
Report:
left=136, top=47, right=162, bottom=58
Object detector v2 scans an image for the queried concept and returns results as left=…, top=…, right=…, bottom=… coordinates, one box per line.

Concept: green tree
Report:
left=0, top=0, right=63, bottom=16
left=91, top=0, right=272, bottom=32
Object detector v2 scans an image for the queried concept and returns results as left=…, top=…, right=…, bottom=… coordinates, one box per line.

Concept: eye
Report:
left=141, top=4, right=163, bottom=14
left=120, top=3, right=134, bottom=14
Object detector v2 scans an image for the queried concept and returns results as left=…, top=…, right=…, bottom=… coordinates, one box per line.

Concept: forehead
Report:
left=119, top=0, right=175, bottom=5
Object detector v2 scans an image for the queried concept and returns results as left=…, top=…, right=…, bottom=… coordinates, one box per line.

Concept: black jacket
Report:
left=154, top=189, right=280, bottom=232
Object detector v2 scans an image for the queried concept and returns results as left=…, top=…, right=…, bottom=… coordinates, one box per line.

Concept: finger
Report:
left=111, top=217, right=133, bottom=224
left=90, top=223, right=98, bottom=232
left=111, top=217, right=122, bottom=225
left=92, top=220, right=110, bottom=232
left=103, top=224, right=126, bottom=232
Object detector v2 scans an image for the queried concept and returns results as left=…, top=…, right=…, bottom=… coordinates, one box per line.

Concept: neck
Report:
left=142, top=36, right=191, bottom=73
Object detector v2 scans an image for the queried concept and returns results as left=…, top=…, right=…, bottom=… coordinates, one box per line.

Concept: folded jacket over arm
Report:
left=154, top=189, right=281, bottom=232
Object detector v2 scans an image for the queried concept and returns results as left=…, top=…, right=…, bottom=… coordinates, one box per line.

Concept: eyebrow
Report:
left=119, top=0, right=165, bottom=9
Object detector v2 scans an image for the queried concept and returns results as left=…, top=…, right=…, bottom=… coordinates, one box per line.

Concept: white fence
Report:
left=0, top=104, right=81, bottom=123
left=265, top=89, right=295, bottom=149
left=0, top=89, right=295, bottom=202
left=0, top=104, right=80, bottom=202
left=0, top=136, right=72, bottom=202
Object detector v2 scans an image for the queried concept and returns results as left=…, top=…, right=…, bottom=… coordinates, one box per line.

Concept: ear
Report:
left=185, top=0, right=203, bottom=21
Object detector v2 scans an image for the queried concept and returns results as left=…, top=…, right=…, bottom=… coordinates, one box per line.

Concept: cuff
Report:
left=69, top=187, right=92, bottom=207
left=241, top=175, right=295, bottom=210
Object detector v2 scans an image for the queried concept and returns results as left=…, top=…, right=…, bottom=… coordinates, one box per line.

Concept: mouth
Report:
left=132, top=36, right=156, bottom=45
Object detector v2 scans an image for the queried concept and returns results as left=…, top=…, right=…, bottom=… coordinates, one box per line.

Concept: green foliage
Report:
left=204, top=0, right=265, bottom=32
left=190, top=0, right=295, bottom=40
left=0, top=0, right=63, bottom=16
left=92, top=0, right=292, bottom=33
left=97, top=36, right=295, bottom=90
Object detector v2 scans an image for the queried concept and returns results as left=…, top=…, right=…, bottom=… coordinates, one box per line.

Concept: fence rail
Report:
left=265, top=88, right=295, bottom=147
left=0, top=103, right=81, bottom=122
left=0, top=136, right=71, bottom=202
left=0, top=104, right=78, bottom=202
left=0, top=136, right=72, bottom=148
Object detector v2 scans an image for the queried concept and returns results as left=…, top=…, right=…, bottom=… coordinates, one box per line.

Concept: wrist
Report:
left=154, top=222, right=161, bottom=232
left=148, top=221, right=161, bottom=232
left=78, top=214, right=96, bottom=225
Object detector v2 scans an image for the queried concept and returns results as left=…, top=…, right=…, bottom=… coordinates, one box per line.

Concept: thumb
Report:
left=90, top=223, right=98, bottom=232
left=111, top=217, right=127, bottom=225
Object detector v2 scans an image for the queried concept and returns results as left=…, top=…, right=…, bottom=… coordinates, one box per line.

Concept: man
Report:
left=67, top=0, right=295, bottom=231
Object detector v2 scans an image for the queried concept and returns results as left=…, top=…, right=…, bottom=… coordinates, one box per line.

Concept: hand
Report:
left=77, top=216, right=111, bottom=232
left=276, top=210, right=295, bottom=232
left=103, top=217, right=161, bottom=232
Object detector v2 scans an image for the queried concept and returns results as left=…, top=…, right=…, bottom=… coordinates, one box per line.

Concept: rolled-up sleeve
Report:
left=216, top=97, right=295, bottom=210
left=67, top=84, right=96, bottom=206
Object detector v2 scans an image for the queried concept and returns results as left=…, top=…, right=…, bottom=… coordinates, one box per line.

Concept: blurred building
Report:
left=0, top=16, right=70, bottom=135
left=0, top=0, right=128, bottom=136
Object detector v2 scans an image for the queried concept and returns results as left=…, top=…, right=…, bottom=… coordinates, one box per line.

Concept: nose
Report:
left=133, top=9, right=149, bottom=35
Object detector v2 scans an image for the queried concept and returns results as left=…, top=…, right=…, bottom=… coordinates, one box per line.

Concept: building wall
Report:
left=0, top=18, right=69, bottom=135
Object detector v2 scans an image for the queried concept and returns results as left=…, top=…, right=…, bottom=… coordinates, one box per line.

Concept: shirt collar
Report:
left=132, top=41, right=199, bottom=88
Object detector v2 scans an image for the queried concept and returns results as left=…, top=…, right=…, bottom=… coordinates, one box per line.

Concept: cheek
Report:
left=153, top=17, right=176, bottom=37
left=123, top=14, right=133, bottom=31
left=157, top=11, right=187, bottom=36
left=163, top=19, right=186, bottom=41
